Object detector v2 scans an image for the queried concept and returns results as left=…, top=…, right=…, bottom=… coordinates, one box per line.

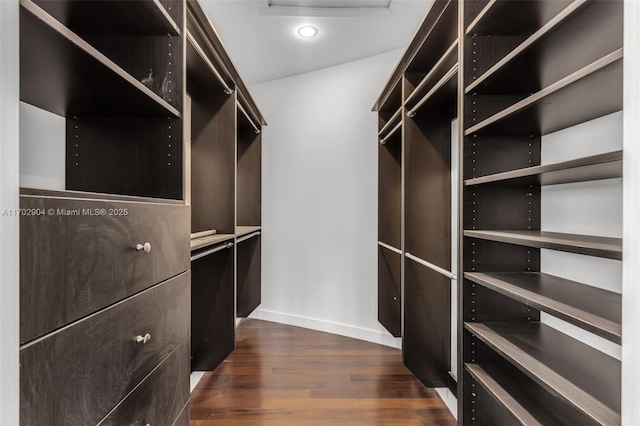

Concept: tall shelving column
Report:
left=458, top=1, right=623, bottom=424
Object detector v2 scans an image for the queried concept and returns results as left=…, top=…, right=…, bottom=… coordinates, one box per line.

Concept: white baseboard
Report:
left=189, top=371, right=205, bottom=393
left=436, top=387, right=458, bottom=419
left=249, top=308, right=402, bottom=349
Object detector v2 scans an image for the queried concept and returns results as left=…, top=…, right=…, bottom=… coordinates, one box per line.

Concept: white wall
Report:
left=623, top=0, right=640, bottom=423
left=0, top=0, right=20, bottom=423
left=248, top=49, right=404, bottom=347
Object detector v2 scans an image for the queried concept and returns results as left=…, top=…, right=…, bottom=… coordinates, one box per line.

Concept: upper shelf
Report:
left=463, top=230, right=622, bottom=260
left=407, top=65, right=458, bottom=117
left=236, top=226, right=262, bottom=239
left=465, top=322, right=620, bottom=426
left=464, top=151, right=622, bottom=186
left=405, top=39, right=458, bottom=110
left=465, top=272, right=621, bottom=343
left=237, top=101, right=261, bottom=135
left=20, top=0, right=180, bottom=118
left=466, top=0, right=574, bottom=36
left=191, top=233, right=234, bottom=251
left=466, top=0, right=622, bottom=95
left=465, top=49, right=622, bottom=136
left=32, top=0, right=180, bottom=36
left=186, top=30, right=234, bottom=96
left=378, top=107, right=402, bottom=139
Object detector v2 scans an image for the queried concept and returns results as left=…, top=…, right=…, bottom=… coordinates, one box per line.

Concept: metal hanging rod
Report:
left=406, top=64, right=458, bottom=118
left=379, top=120, right=402, bottom=144
left=186, top=31, right=234, bottom=96
left=378, top=241, right=402, bottom=255
left=190, top=241, right=234, bottom=261
left=237, top=102, right=261, bottom=134
left=405, top=252, right=457, bottom=280
left=236, top=231, right=261, bottom=244
left=405, top=39, right=458, bottom=107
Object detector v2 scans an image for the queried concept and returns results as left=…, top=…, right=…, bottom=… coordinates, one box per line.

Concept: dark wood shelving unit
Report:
left=465, top=272, right=621, bottom=342
left=406, top=64, right=458, bottom=116
left=464, top=230, right=622, bottom=260
left=405, top=39, right=457, bottom=108
left=460, top=0, right=623, bottom=423
left=465, top=322, right=620, bottom=425
left=465, top=150, right=622, bottom=186
left=32, top=0, right=180, bottom=36
left=21, top=0, right=180, bottom=118
left=465, top=49, right=623, bottom=136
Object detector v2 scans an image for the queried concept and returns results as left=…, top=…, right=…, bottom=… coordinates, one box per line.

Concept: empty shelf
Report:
left=20, top=0, right=180, bottom=118
left=463, top=230, right=622, bottom=260
left=465, top=322, right=620, bottom=425
left=465, top=49, right=623, bottom=137
left=236, top=226, right=261, bottom=238
left=32, top=0, right=180, bottom=36
left=465, top=272, right=621, bottom=343
left=378, top=107, right=402, bottom=139
left=405, top=39, right=458, bottom=107
left=407, top=64, right=458, bottom=116
left=191, top=233, right=234, bottom=251
left=464, top=151, right=622, bottom=186
left=466, top=363, right=596, bottom=425
left=186, top=31, right=233, bottom=95
left=466, top=0, right=574, bottom=36
left=467, top=0, right=621, bottom=95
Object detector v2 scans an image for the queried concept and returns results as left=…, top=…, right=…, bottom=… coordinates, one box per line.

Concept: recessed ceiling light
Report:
left=297, top=26, right=318, bottom=38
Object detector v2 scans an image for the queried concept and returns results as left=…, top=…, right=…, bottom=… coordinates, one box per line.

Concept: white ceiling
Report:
left=199, top=0, right=433, bottom=85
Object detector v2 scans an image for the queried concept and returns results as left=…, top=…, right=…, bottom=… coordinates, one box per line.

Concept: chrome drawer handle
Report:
left=136, top=242, right=151, bottom=253
left=135, top=333, right=151, bottom=344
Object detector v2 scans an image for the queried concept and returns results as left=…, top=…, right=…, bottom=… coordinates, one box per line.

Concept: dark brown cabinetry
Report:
left=186, top=1, right=265, bottom=372
left=373, top=0, right=458, bottom=387
left=18, top=0, right=192, bottom=424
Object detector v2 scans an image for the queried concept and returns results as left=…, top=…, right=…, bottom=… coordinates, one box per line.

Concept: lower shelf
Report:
left=466, top=363, right=595, bottom=425
left=465, top=322, right=620, bottom=425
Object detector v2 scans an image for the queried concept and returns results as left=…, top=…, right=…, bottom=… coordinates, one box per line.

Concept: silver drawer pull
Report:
left=135, top=333, right=151, bottom=344
left=136, top=242, right=151, bottom=253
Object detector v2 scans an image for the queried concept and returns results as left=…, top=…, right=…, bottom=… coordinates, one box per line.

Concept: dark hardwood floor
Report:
left=190, top=319, right=456, bottom=425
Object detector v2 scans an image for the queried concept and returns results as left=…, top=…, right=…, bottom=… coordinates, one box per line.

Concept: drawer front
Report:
left=99, top=341, right=190, bottom=426
left=20, top=272, right=190, bottom=426
left=20, top=195, right=190, bottom=343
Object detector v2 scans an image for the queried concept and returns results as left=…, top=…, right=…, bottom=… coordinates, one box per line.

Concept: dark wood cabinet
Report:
left=20, top=192, right=190, bottom=343
left=237, top=234, right=261, bottom=318
left=21, top=272, right=190, bottom=425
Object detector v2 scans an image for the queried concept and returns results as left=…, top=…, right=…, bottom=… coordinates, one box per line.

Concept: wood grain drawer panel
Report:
left=20, top=272, right=190, bottom=426
left=20, top=195, right=190, bottom=343
left=99, top=340, right=190, bottom=425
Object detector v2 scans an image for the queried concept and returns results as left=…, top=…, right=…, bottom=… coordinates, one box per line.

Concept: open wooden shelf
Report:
left=466, top=1, right=621, bottom=95
left=465, top=151, right=622, bottom=186
left=466, top=0, right=574, bottom=36
left=236, top=226, right=261, bottom=239
left=237, top=101, right=261, bottom=135
left=406, top=0, right=458, bottom=73
left=405, top=39, right=458, bottom=108
left=465, top=322, right=620, bottom=425
left=32, top=0, right=180, bottom=36
left=464, top=230, right=622, bottom=260
left=407, top=64, right=458, bottom=116
left=20, top=0, right=180, bottom=118
left=465, top=272, right=621, bottom=342
left=465, top=49, right=622, bottom=136
left=379, top=120, right=402, bottom=145
left=186, top=30, right=232, bottom=95
left=466, top=363, right=597, bottom=425
left=190, top=233, right=234, bottom=251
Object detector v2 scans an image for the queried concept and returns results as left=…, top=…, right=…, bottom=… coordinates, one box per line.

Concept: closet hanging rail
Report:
left=237, top=102, right=261, bottom=134
left=186, top=31, right=234, bottom=95
left=237, top=231, right=261, bottom=244
left=378, top=241, right=402, bottom=255
left=406, top=64, right=458, bottom=118
left=191, top=241, right=234, bottom=261
left=405, top=252, right=456, bottom=280
left=379, top=121, right=402, bottom=144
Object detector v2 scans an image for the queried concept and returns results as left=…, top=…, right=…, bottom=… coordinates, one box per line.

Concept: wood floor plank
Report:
left=190, top=319, right=456, bottom=425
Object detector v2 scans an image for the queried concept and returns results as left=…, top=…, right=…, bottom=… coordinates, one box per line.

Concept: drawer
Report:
left=20, top=272, right=190, bottom=426
left=99, top=341, right=190, bottom=426
left=20, top=193, right=190, bottom=343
